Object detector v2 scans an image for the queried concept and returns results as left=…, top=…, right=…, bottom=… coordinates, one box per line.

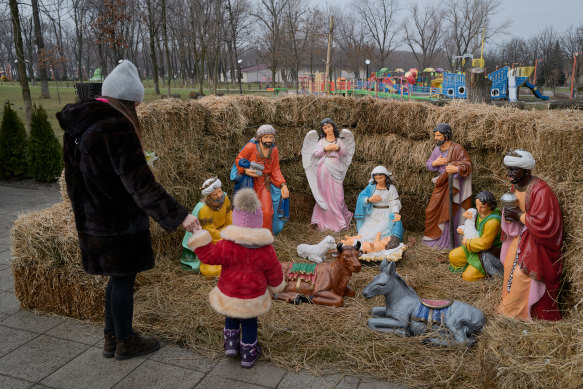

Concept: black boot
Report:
left=103, top=333, right=116, bottom=358
left=114, top=332, right=160, bottom=360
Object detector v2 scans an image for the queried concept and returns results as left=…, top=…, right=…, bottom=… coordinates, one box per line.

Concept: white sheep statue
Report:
left=457, top=208, right=479, bottom=239
left=296, top=235, right=336, bottom=263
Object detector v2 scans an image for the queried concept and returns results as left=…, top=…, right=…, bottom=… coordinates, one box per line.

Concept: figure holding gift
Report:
left=233, top=125, right=289, bottom=235
left=498, top=149, right=563, bottom=321
left=423, top=123, right=472, bottom=249
left=181, top=177, right=232, bottom=277
left=302, top=118, right=355, bottom=232
left=354, top=166, right=404, bottom=243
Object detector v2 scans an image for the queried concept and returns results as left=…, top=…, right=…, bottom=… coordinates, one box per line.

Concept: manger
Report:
left=11, top=95, right=583, bottom=388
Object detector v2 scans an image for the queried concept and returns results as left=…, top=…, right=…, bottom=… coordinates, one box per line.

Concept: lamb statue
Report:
left=297, top=235, right=336, bottom=263
left=457, top=208, right=479, bottom=239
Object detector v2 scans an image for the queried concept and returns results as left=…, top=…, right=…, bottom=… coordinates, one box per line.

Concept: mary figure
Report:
left=354, top=166, right=404, bottom=242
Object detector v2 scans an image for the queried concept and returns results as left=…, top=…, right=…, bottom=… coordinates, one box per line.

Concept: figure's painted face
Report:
left=208, top=187, right=225, bottom=206
left=506, top=166, right=527, bottom=185
left=209, top=187, right=223, bottom=200
left=260, top=134, right=274, bottom=147
left=434, top=131, right=446, bottom=146
left=373, top=174, right=387, bottom=185
left=475, top=199, right=491, bottom=218
left=322, top=123, right=334, bottom=137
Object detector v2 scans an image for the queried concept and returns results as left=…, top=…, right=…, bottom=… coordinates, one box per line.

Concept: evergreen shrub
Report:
left=28, top=105, right=63, bottom=182
left=0, top=101, right=28, bottom=179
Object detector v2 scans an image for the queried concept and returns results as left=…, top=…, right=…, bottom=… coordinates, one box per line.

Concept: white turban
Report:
left=255, top=124, right=276, bottom=138
left=201, top=177, right=222, bottom=196
left=503, top=149, right=535, bottom=170
left=369, top=165, right=394, bottom=184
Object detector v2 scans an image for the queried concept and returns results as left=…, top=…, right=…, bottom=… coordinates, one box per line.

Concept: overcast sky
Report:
left=327, top=0, right=582, bottom=45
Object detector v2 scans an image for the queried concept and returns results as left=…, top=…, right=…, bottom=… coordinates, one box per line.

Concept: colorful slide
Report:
left=523, top=81, right=549, bottom=101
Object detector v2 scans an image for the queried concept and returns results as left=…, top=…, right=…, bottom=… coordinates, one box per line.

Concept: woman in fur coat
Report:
left=57, top=60, right=200, bottom=360
left=188, top=188, right=285, bottom=368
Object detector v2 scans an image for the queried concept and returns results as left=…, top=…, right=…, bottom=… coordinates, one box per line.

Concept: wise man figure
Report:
left=234, top=124, right=289, bottom=234
left=498, top=149, right=563, bottom=321
left=422, top=123, right=472, bottom=249
left=180, top=177, right=232, bottom=277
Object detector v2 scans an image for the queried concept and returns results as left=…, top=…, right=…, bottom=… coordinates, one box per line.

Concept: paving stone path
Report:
left=0, top=180, right=403, bottom=389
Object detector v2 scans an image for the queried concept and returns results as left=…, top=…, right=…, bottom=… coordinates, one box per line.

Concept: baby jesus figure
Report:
left=341, top=232, right=400, bottom=254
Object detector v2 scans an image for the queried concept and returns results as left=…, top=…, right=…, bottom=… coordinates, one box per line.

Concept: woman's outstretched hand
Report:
left=182, top=214, right=201, bottom=233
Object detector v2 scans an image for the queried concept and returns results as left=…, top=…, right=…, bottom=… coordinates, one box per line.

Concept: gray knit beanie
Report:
left=101, top=60, right=144, bottom=102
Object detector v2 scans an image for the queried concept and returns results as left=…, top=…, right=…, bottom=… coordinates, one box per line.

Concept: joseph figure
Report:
left=423, top=123, right=472, bottom=249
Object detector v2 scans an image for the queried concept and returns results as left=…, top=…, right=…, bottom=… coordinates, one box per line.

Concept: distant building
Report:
left=241, top=64, right=281, bottom=83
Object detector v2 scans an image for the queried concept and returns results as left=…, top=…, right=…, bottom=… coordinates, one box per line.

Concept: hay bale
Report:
left=479, top=317, right=583, bottom=388
left=11, top=96, right=583, bottom=388
left=274, top=95, right=360, bottom=129
left=58, top=169, right=69, bottom=203
left=11, top=203, right=106, bottom=320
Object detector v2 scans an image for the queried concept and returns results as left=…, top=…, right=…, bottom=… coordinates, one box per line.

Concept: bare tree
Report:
left=70, top=0, right=90, bottom=82
left=190, top=0, right=213, bottom=94
left=351, top=0, right=399, bottom=69
left=562, top=24, right=583, bottom=93
left=161, top=0, right=171, bottom=95
left=336, top=11, right=373, bottom=78
left=282, top=0, right=306, bottom=92
left=402, top=3, right=444, bottom=71
left=91, top=0, right=130, bottom=75
left=141, top=0, right=161, bottom=93
left=226, top=0, right=250, bottom=92
left=252, top=0, right=289, bottom=87
left=9, top=0, right=32, bottom=130
left=444, top=0, right=506, bottom=71
left=31, top=0, right=50, bottom=97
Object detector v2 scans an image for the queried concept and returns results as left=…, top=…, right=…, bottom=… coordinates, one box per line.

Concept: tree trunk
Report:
left=9, top=0, right=32, bottom=132
left=31, top=0, right=50, bottom=97
left=466, top=67, right=492, bottom=104
left=161, top=0, right=171, bottom=96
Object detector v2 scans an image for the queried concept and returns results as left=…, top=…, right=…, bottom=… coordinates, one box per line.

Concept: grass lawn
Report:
left=1, top=81, right=274, bottom=142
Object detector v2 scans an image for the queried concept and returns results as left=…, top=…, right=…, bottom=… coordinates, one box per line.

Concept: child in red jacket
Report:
left=188, top=188, right=285, bottom=368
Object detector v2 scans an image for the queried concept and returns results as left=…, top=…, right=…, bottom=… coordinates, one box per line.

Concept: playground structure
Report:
left=298, top=65, right=549, bottom=102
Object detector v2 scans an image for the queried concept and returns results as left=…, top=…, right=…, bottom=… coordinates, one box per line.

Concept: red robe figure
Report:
left=234, top=125, right=289, bottom=233
left=499, top=149, right=563, bottom=321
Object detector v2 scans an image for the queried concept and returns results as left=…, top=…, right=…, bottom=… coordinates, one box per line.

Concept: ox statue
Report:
left=274, top=242, right=362, bottom=307
left=362, top=259, right=486, bottom=346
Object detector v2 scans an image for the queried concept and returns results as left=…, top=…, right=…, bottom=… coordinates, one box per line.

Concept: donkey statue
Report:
left=362, top=259, right=486, bottom=346
left=274, top=242, right=362, bottom=307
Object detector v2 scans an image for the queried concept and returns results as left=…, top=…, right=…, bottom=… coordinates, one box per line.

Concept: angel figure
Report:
left=354, top=166, right=404, bottom=242
left=302, top=118, right=355, bottom=232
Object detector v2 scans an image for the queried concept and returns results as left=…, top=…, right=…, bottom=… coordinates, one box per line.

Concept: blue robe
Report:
left=354, top=183, right=404, bottom=241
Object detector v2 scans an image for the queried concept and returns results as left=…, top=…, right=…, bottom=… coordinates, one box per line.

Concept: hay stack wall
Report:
left=11, top=96, right=583, bottom=388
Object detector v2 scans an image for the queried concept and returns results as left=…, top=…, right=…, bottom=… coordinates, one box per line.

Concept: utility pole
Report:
left=324, top=16, right=333, bottom=95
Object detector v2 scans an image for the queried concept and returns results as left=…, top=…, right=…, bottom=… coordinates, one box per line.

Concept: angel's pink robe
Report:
left=310, top=138, right=353, bottom=231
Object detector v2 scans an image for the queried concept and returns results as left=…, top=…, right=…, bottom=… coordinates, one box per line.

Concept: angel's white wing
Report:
left=338, top=129, right=355, bottom=180
left=302, top=130, right=328, bottom=210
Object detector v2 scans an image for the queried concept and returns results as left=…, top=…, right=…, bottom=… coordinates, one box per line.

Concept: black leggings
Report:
left=104, top=274, right=136, bottom=340
left=225, top=316, right=258, bottom=344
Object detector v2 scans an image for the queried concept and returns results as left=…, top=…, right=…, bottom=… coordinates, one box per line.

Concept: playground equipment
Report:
left=488, top=66, right=548, bottom=101
left=297, top=64, right=547, bottom=103
left=89, top=68, right=103, bottom=81
left=442, top=72, right=467, bottom=99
